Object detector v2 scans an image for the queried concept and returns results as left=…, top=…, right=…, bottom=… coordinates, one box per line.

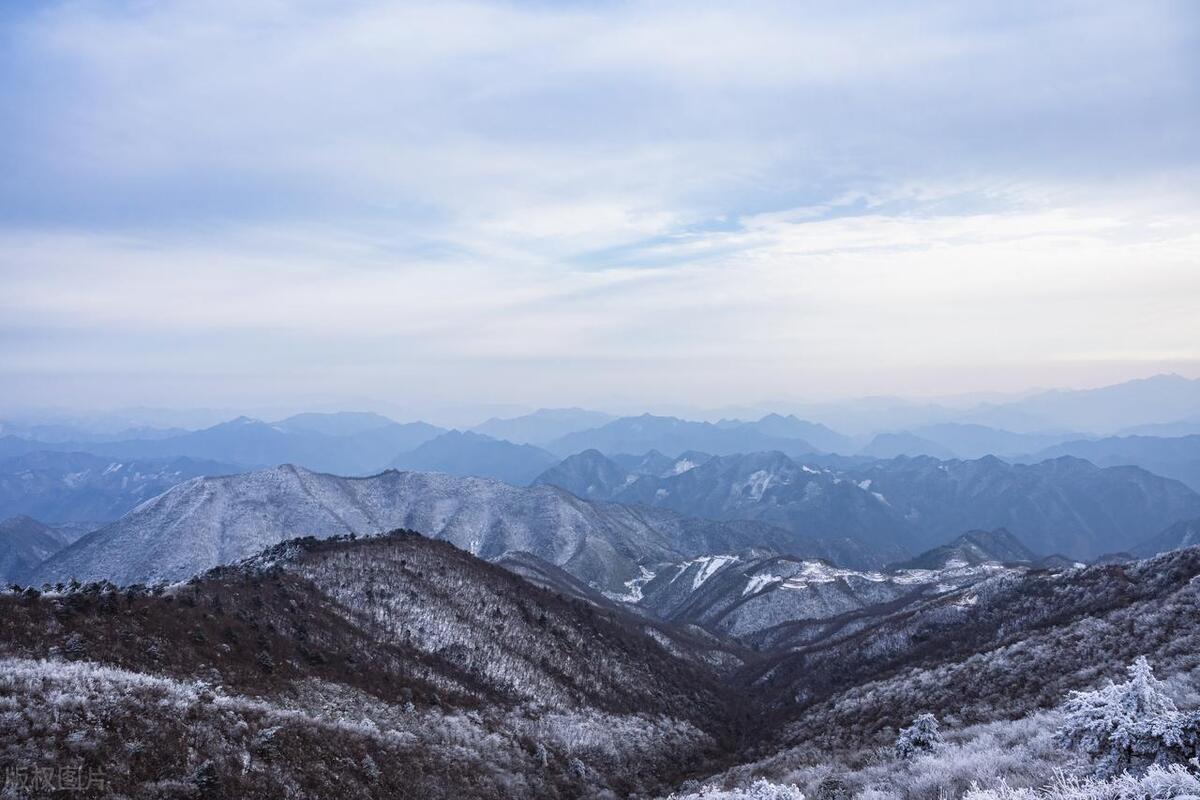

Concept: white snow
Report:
left=670, top=459, right=698, bottom=475
left=742, top=573, right=784, bottom=596
left=690, top=555, right=739, bottom=590
left=780, top=561, right=886, bottom=589
left=603, top=565, right=656, bottom=603
left=736, top=470, right=775, bottom=501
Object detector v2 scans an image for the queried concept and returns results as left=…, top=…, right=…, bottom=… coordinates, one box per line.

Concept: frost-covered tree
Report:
left=895, top=713, right=943, bottom=760
left=1056, top=656, right=1195, bottom=778
left=668, top=779, right=806, bottom=799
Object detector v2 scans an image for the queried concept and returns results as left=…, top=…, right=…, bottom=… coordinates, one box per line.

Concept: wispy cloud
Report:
left=1, top=1, right=1198, bottom=412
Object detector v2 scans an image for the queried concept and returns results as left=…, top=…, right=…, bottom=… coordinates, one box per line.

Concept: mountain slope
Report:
left=962, top=373, right=1200, bottom=434
left=28, top=465, right=810, bottom=591
left=270, top=411, right=401, bottom=436
left=470, top=407, right=616, bottom=445
left=889, top=528, right=1036, bottom=570
left=545, top=414, right=818, bottom=458
left=0, top=450, right=239, bottom=523
left=0, top=515, right=66, bottom=584
left=737, top=414, right=853, bottom=454
left=388, top=430, right=558, bottom=485
left=0, top=416, right=447, bottom=476
left=1025, top=434, right=1200, bottom=492
left=906, top=423, right=1076, bottom=459
left=846, top=455, right=1200, bottom=557
left=531, top=449, right=635, bottom=499
left=858, top=431, right=957, bottom=459
left=737, top=546, right=1200, bottom=754
left=610, top=452, right=918, bottom=565
left=1133, top=517, right=1200, bottom=557
left=1, top=530, right=730, bottom=798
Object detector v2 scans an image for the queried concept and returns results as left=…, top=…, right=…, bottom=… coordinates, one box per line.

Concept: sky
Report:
left=1, top=0, right=1199, bottom=418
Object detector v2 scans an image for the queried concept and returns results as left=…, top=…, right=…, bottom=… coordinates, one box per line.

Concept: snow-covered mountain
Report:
left=610, top=451, right=919, bottom=565
left=29, top=464, right=820, bottom=591
left=627, top=535, right=1027, bottom=648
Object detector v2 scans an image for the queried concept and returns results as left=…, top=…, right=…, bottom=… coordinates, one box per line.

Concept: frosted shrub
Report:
left=896, top=713, right=944, bottom=760
left=963, top=763, right=1200, bottom=800
left=1056, top=657, right=1197, bottom=778
left=668, top=778, right=806, bottom=799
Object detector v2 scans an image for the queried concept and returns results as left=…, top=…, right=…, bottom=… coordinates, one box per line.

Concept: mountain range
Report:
left=0, top=414, right=447, bottom=475
left=535, top=450, right=1200, bottom=561
left=1021, top=434, right=1200, bottom=492
left=388, top=430, right=559, bottom=485
left=469, top=407, right=617, bottom=445
left=0, top=450, right=239, bottom=523
left=28, top=465, right=843, bottom=591
left=543, top=413, right=825, bottom=458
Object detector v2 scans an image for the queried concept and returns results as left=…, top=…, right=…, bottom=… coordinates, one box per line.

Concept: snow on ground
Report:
left=604, top=566, right=657, bottom=603
left=670, top=459, right=698, bottom=475
left=743, top=573, right=784, bottom=596
left=691, top=555, right=740, bottom=590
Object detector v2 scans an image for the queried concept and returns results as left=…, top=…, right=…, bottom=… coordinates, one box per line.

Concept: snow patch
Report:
left=691, top=555, right=739, bottom=590
left=603, top=565, right=656, bottom=604
left=742, top=573, right=783, bottom=596
left=670, top=459, right=698, bottom=475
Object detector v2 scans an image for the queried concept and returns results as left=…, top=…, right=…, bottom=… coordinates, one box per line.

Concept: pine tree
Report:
left=1056, top=656, right=1194, bottom=778
left=895, top=713, right=943, bottom=759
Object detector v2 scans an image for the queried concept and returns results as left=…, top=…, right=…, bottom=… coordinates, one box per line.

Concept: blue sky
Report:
left=1, top=1, right=1198, bottom=416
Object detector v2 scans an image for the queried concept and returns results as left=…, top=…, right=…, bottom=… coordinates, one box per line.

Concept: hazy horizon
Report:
left=3, top=2, right=1199, bottom=414
left=2, top=370, right=1198, bottom=433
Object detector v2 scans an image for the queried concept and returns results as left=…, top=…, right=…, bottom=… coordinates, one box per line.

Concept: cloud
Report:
left=0, top=0, right=1198, bottom=411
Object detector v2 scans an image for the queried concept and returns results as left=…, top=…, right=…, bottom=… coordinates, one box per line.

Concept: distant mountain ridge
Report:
left=470, top=407, right=616, bottom=445
left=544, top=413, right=823, bottom=457
left=536, top=449, right=1200, bottom=562
left=0, top=415, right=447, bottom=476
left=29, top=464, right=832, bottom=592
left=1024, top=434, right=1200, bottom=492
left=0, top=451, right=239, bottom=523
left=847, top=454, right=1200, bottom=557
left=388, top=430, right=558, bottom=485
left=0, top=515, right=66, bottom=584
